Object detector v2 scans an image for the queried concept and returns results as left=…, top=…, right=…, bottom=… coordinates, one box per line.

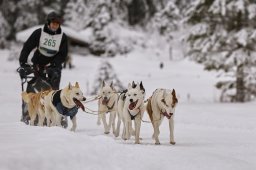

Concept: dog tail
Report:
left=21, top=92, right=31, bottom=103
left=146, top=97, right=153, bottom=123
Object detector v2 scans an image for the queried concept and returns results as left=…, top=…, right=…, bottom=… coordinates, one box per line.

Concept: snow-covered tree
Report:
left=1, top=0, right=41, bottom=39
left=14, top=0, right=41, bottom=32
left=0, top=11, right=10, bottom=48
left=90, top=60, right=125, bottom=95
left=152, top=1, right=180, bottom=37
left=63, top=0, right=90, bottom=30
left=185, top=0, right=256, bottom=102
left=88, top=0, right=133, bottom=56
left=174, top=0, right=193, bottom=16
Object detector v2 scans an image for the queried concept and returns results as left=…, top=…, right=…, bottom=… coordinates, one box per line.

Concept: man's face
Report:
left=49, top=21, right=60, bottom=32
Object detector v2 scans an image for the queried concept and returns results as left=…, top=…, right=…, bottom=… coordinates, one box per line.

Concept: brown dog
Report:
left=21, top=89, right=52, bottom=126
left=147, top=88, right=178, bottom=145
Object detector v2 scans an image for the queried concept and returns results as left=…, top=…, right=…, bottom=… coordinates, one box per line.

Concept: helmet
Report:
left=46, top=11, right=62, bottom=24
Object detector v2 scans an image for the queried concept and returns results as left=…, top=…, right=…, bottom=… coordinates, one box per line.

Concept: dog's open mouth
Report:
left=161, top=111, right=173, bottom=119
left=129, top=100, right=138, bottom=110
left=73, top=98, right=85, bottom=111
left=102, top=98, right=109, bottom=105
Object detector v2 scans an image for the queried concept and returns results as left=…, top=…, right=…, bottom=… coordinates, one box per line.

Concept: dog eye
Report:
left=134, top=94, right=137, bottom=96
left=108, top=92, right=111, bottom=94
left=76, top=93, right=79, bottom=95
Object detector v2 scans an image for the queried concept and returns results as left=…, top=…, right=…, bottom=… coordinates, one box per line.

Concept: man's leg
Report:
left=49, top=69, right=61, bottom=90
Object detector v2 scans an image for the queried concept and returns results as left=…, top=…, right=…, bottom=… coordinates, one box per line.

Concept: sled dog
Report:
left=21, top=89, right=52, bottom=126
left=97, top=81, right=118, bottom=134
left=146, top=88, right=178, bottom=145
left=44, top=82, right=86, bottom=131
left=115, top=81, right=145, bottom=139
left=120, top=81, right=146, bottom=144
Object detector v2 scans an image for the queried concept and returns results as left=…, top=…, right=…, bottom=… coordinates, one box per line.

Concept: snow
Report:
left=0, top=36, right=256, bottom=170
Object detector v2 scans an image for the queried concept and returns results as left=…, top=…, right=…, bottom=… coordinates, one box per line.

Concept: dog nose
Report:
left=130, top=99, right=133, bottom=103
left=104, top=97, right=108, bottom=100
left=169, top=113, right=173, bottom=116
left=83, top=97, right=86, bottom=101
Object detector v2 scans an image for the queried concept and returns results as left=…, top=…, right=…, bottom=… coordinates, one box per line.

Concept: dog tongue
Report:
left=129, top=101, right=137, bottom=110
left=102, top=99, right=108, bottom=105
left=74, top=99, right=85, bottom=111
left=162, top=112, right=171, bottom=119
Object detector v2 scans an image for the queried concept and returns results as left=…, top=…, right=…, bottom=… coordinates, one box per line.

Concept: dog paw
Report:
left=104, top=131, right=110, bottom=134
left=70, top=128, right=76, bottom=132
left=170, top=141, right=176, bottom=145
left=135, top=141, right=140, bottom=144
left=155, top=142, right=160, bottom=145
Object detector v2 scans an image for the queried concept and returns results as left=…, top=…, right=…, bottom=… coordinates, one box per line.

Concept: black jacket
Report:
left=19, top=24, right=68, bottom=67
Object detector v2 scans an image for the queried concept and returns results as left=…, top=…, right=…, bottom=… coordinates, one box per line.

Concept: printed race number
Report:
left=43, top=38, right=56, bottom=47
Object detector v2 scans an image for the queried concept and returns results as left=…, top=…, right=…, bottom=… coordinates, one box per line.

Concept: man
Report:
left=19, top=11, right=68, bottom=90
left=19, top=11, right=68, bottom=124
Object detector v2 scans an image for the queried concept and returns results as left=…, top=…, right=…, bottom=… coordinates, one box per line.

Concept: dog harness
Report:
left=104, top=100, right=115, bottom=111
left=52, top=90, right=78, bottom=120
left=128, top=109, right=140, bottom=120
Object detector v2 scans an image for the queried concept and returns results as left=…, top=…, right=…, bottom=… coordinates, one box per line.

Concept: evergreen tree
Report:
left=63, top=0, right=90, bottom=30
left=1, top=0, right=41, bottom=39
left=174, top=0, right=193, bottom=16
left=88, top=0, right=133, bottom=56
left=0, top=11, right=10, bottom=48
left=90, top=60, right=125, bottom=95
left=152, top=1, right=180, bottom=37
left=185, top=0, right=256, bottom=102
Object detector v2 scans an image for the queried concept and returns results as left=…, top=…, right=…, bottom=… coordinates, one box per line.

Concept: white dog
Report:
left=120, top=81, right=146, bottom=144
left=97, top=81, right=119, bottom=134
left=44, top=82, right=86, bottom=131
left=146, top=88, right=178, bottom=145
left=115, top=81, right=145, bottom=139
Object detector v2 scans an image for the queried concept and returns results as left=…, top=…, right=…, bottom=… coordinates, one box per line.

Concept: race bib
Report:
left=39, top=28, right=63, bottom=57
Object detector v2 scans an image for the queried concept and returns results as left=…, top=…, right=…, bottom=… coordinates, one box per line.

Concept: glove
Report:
left=18, top=63, right=33, bottom=78
left=20, top=63, right=31, bottom=68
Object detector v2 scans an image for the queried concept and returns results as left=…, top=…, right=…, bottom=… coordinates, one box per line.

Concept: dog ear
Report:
left=68, top=82, right=72, bottom=90
left=132, top=81, right=136, bottom=88
left=110, top=81, right=114, bottom=90
left=139, top=81, right=145, bottom=91
left=75, top=82, right=80, bottom=88
left=128, top=83, right=132, bottom=90
left=172, top=89, right=178, bottom=103
left=101, top=80, right=106, bottom=88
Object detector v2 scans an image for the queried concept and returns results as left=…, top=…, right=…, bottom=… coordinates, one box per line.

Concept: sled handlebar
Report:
left=17, top=65, right=60, bottom=79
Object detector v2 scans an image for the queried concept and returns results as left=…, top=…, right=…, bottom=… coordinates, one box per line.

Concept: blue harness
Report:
left=52, top=90, right=78, bottom=120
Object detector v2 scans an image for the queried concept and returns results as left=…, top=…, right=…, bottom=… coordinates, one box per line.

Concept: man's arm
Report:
left=52, top=33, right=68, bottom=68
left=19, top=28, right=41, bottom=65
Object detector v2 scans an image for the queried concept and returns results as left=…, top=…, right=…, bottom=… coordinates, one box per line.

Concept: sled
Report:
left=17, top=65, right=67, bottom=128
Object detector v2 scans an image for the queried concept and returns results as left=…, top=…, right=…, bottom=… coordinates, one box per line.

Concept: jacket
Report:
left=19, top=24, right=68, bottom=68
